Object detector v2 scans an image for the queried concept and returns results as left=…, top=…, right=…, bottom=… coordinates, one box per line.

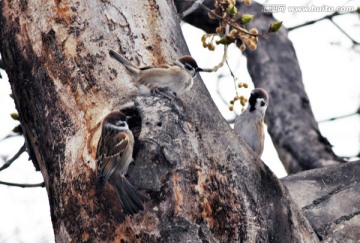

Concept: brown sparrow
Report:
left=109, top=50, right=203, bottom=96
left=234, top=88, right=269, bottom=157
left=96, top=111, right=147, bottom=215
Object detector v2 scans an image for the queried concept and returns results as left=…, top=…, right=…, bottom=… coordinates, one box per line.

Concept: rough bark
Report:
left=181, top=2, right=360, bottom=241
left=0, top=0, right=317, bottom=242
left=183, top=0, right=344, bottom=174
left=282, top=160, right=360, bottom=242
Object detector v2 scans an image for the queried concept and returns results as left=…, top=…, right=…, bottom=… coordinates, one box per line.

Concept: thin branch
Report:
left=288, top=11, right=346, bottom=31
left=215, top=75, right=238, bottom=124
left=0, top=143, right=26, bottom=171
left=0, top=180, right=45, bottom=188
left=225, top=60, right=239, bottom=96
left=318, top=111, right=359, bottom=123
left=203, top=45, right=228, bottom=72
left=329, top=19, right=360, bottom=46
left=0, top=133, right=21, bottom=141
left=288, top=11, right=359, bottom=46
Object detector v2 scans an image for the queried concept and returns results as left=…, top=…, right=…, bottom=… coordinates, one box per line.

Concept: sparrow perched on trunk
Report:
left=109, top=50, right=203, bottom=96
left=96, top=111, right=147, bottom=215
left=234, top=88, right=269, bottom=157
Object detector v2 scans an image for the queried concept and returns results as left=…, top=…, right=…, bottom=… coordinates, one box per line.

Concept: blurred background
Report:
left=0, top=0, right=359, bottom=241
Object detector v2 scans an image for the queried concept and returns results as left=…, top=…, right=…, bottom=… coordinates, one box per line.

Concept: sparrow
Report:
left=234, top=88, right=269, bottom=157
left=96, top=111, right=147, bottom=215
left=109, top=50, right=203, bottom=96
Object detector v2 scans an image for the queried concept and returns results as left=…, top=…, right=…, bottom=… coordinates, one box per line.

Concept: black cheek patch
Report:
left=261, top=101, right=265, bottom=107
left=249, top=95, right=257, bottom=112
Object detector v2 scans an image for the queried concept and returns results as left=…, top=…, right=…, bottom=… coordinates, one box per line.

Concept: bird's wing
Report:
left=139, top=64, right=171, bottom=70
left=96, top=131, right=129, bottom=183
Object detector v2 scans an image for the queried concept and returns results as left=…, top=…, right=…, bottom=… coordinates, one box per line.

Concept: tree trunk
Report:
left=282, top=160, right=360, bottom=242
left=0, top=0, right=317, bottom=242
left=183, top=0, right=344, bottom=174
left=182, top=1, right=360, bottom=242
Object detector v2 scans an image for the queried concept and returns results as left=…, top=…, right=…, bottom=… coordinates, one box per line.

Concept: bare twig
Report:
left=225, top=60, right=239, bottom=96
left=0, top=143, right=26, bottom=171
left=0, top=180, right=45, bottom=188
left=288, top=11, right=359, bottom=46
left=318, top=111, right=359, bottom=123
left=215, top=76, right=238, bottom=124
left=202, top=45, right=228, bottom=73
left=329, top=19, right=360, bottom=46
left=288, top=12, right=346, bottom=31
left=0, top=133, right=21, bottom=141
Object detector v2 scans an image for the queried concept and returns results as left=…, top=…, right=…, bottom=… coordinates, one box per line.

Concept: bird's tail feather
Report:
left=112, top=174, right=147, bottom=215
left=109, top=50, right=139, bottom=76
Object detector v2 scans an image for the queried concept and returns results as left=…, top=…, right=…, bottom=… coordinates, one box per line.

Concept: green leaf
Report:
left=240, top=14, right=254, bottom=25
left=269, top=21, right=283, bottom=32
left=12, top=125, right=22, bottom=134
left=227, top=5, right=237, bottom=18
left=10, top=112, right=20, bottom=121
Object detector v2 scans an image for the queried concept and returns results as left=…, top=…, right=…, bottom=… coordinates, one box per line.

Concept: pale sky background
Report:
left=0, top=0, right=359, bottom=242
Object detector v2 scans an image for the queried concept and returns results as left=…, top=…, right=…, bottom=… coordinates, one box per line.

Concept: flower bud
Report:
left=12, top=125, right=22, bottom=134
left=249, top=43, right=257, bottom=50
left=240, top=99, right=246, bottom=106
left=229, top=29, right=238, bottom=37
left=240, top=14, right=254, bottom=25
left=249, top=28, right=258, bottom=35
left=227, top=5, right=237, bottom=18
left=269, top=21, right=283, bottom=32
left=201, top=34, right=207, bottom=42
left=10, top=112, right=20, bottom=121
left=208, top=44, right=216, bottom=51
left=245, top=0, right=252, bottom=6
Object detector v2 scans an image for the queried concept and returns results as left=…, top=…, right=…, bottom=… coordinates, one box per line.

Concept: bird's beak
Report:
left=197, top=67, right=204, bottom=72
